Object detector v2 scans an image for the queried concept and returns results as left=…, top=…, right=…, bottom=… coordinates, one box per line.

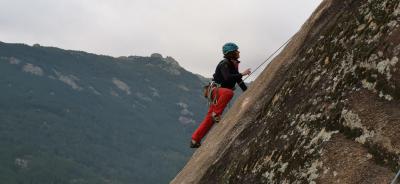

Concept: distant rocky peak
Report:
left=150, top=53, right=180, bottom=66
left=162, top=56, right=181, bottom=75
left=164, top=56, right=180, bottom=67
left=150, top=53, right=163, bottom=58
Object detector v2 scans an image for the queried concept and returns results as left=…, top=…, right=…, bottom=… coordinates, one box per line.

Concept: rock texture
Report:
left=172, top=0, right=400, bottom=183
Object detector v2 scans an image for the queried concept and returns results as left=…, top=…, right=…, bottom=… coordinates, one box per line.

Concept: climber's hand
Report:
left=241, top=68, right=251, bottom=76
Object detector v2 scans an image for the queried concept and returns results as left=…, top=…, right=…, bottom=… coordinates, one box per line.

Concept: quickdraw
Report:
left=203, top=81, right=221, bottom=106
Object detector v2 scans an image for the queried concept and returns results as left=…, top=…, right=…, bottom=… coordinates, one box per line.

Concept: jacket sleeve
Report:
left=221, top=63, right=243, bottom=81
left=237, top=79, right=247, bottom=91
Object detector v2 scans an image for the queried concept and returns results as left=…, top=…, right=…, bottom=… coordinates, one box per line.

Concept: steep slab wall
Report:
left=172, top=0, right=400, bottom=183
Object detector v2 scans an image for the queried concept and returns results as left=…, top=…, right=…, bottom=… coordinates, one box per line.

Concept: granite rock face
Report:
left=172, top=0, right=400, bottom=183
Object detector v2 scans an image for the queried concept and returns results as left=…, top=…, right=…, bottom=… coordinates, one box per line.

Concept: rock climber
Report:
left=190, top=42, right=251, bottom=148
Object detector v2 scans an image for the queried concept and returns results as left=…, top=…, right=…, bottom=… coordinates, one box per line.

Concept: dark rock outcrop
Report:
left=172, top=0, right=400, bottom=183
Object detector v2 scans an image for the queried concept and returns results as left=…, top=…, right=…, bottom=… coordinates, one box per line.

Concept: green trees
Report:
left=0, top=42, right=208, bottom=184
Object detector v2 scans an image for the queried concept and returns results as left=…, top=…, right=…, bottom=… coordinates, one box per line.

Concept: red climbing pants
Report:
left=191, top=87, right=234, bottom=143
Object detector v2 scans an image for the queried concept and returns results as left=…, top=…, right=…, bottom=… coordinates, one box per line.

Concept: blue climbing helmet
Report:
left=222, top=42, right=239, bottom=55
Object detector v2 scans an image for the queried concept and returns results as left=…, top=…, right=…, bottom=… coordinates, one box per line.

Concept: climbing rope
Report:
left=391, top=169, right=400, bottom=184
left=241, top=19, right=400, bottom=84
left=239, top=35, right=293, bottom=85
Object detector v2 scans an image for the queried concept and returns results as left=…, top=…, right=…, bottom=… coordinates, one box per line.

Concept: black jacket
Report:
left=212, top=59, right=247, bottom=91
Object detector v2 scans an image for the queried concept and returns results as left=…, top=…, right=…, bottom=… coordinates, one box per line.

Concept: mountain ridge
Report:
left=0, top=41, right=209, bottom=184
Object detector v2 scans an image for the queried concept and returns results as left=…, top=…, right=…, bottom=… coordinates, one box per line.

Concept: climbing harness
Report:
left=239, top=35, right=293, bottom=85
left=391, top=169, right=400, bottom=184
left=205, top=81, right=221, bottom=106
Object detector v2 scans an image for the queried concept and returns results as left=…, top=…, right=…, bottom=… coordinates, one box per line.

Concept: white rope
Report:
left=391, top=169, right=400, bottom=184
left=239, top=35, right=293, bottom=85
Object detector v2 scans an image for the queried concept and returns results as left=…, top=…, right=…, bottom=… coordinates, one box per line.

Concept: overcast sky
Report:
left=0, top=0, right=322, bottom=80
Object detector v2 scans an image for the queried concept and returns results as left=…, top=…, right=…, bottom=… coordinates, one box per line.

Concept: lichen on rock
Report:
left=172, top=0, right=400, bottom=183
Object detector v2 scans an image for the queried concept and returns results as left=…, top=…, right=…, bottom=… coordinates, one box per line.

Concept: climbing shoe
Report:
left=190, top=140, right=201, bottom=148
